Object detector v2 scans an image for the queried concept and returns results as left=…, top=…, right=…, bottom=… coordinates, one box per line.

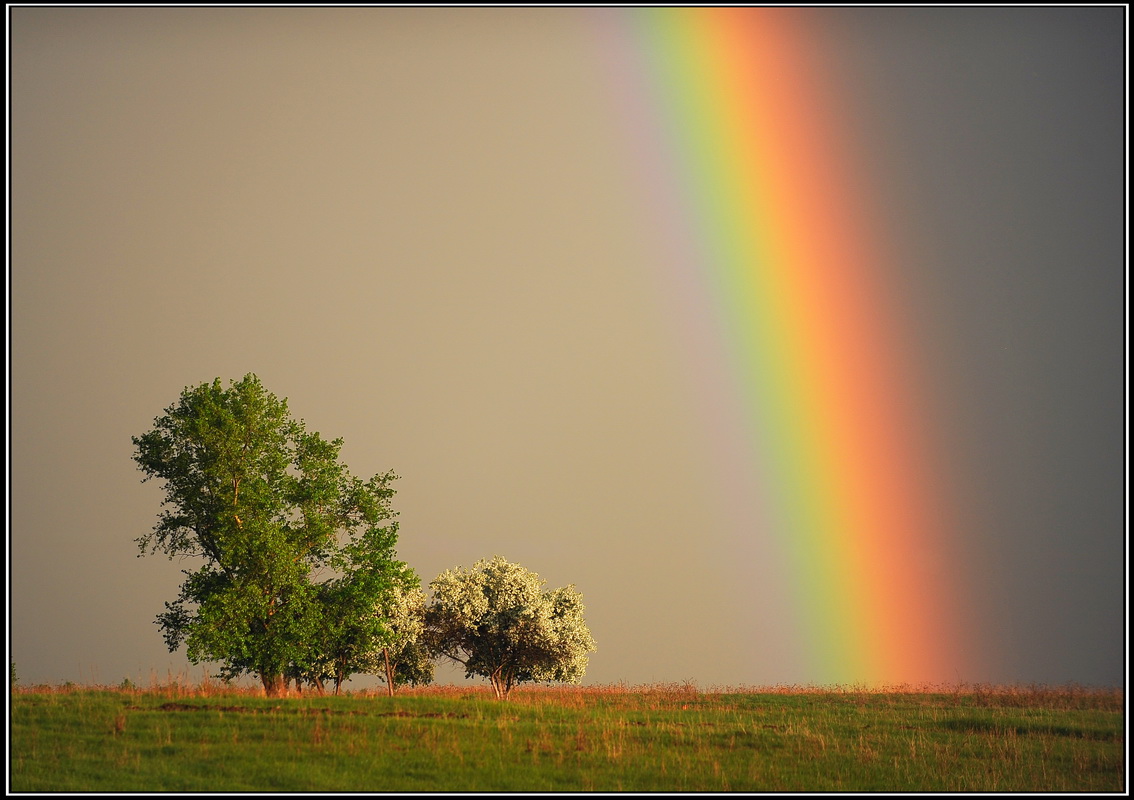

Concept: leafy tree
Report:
left=365, top=583, right=434, bottom=696
left=425, top=556, right=596, bottom=700
left=132, top=374, right=407, bottom=697
left=304, top=564, right=426, bottom=696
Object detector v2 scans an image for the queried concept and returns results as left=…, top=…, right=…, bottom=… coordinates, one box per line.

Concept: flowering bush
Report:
left=426, top=556, right=597, bottom=699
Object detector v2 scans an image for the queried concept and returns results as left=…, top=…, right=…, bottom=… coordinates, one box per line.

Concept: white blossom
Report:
left=362, top=583, right=434, bottom=693
left=426, top=555, right=597, bottom=699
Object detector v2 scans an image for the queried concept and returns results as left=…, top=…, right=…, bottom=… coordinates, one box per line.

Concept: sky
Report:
left=9, top=7, right=1126, bottom=691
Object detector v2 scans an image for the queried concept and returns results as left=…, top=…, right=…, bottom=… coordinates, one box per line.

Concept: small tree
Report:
left=306, top=556, right=423, bottom=696
left=425, top=556, right=596, bottom=700
left=132, top=374, right=408, bottom=697
left=364, top=583, right=434, bottom=696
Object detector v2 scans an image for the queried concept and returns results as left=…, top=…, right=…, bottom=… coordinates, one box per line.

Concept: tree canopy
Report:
left=425, top=556, right=597, bottom=699
left=363, top=583, right=435, bottom=695
left=132, top=374, right=411, bottom=696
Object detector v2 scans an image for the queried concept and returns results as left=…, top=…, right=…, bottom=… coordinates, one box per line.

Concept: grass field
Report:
left=8, top=679, right=1125, bottom=792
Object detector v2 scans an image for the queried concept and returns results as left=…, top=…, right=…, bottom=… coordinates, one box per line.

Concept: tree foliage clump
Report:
left=426, top=556, right=596, bottom=700
left=132, top=374, right=411, bottom=697
left=362, top=583, right=434, bottom=695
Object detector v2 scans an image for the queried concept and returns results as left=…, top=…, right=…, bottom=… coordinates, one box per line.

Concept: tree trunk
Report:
left=261, top=673, right=287, bottom=697
left=490, top=671, right=508, bottom=700
left=489, top=667, right=515, bottom=700
left=383, top=647, right=395, bottom=697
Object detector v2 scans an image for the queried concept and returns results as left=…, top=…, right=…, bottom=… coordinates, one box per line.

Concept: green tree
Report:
left=132, top=374, right=407, bottom=697
left=304, top=563, right=426, bottom=696
left=425, top=556, right=596, bottom=700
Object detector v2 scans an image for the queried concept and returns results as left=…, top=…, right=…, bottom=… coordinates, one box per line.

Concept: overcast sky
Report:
left=9, top=7, right=1125, bottom=690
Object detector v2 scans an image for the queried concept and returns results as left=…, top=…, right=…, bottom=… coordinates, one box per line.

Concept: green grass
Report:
left=9, top=681, right=1125, bottom=792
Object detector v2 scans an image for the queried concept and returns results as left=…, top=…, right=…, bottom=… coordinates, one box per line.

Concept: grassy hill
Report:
left=9, top=680, right=1124, bottom=792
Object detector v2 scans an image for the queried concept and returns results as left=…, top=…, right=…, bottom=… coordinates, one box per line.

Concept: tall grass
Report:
left=10, top=678, right=1124, bottom=792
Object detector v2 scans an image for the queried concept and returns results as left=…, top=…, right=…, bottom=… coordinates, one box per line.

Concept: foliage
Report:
left=425, top=556, right=596, bottom=699
left=295, top=566, right=429, bottom=696
left=364, top=583, right=434, bottom=695
left=132, top=374, right=408, bottom=696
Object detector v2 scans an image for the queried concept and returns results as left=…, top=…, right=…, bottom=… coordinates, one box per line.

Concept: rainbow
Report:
left=597, top=7, right=970, bottom=686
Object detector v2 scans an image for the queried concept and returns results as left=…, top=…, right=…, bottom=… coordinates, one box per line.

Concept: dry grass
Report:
left=382, top=680, right=1124, bottom=712
left=15, top=672, right=1122, bottom=713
